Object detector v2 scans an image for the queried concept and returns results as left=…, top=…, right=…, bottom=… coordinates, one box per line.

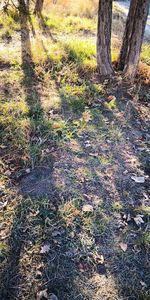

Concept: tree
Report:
left=118, top=0, right=138, bottom=71
left=97, top=0, right=114, bottom=76
left=34, top=0, right=44, bottom=15
left=119, top=0, right=149, bottom=78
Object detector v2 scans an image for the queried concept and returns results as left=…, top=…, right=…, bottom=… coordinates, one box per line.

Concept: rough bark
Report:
left=124, top=0, right=149, bottom=78
left=34, top=0, right=44, bottom=15
left=97, top=0, right=114, bottom=76
left=118, top=0, right=138, bottom=70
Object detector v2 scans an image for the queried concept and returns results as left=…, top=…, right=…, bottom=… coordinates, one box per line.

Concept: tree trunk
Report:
left=97, top=0, right=114, bottom=76
left=34, top=0, right=44, bottom=15
left=124, top=0, right=149, bottom=78
left=118, top=0, right=138, bottom=70
left=118, top=0, right=149, bottom=78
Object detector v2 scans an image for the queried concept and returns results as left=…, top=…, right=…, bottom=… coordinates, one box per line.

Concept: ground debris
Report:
left=40, top=244, right=50, bottom=254
left=119, top=242, right=128, bottom=252
left=131, top=176, right=145, bottom=183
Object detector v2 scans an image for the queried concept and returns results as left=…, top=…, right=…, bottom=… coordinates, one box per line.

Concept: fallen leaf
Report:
left=137, top=147, right=145, bottom=152
left=37, top=289, right=48, bottom=300
left=4, top=170, right=11, bottom=176
left=140, top=281, right=147, bottom=288
left=82, top=204, right=94, bottom=213
left=85, top=140, right=91, bottom=148
left=122, top=214, right=127, bottom=220
left=119, top=242, right=128, bottom=252
left=107, top=95, right=116, bottom=102
left=40, top=244, right=50, bottom=254
left=123, top=170, right=128, bottom=175
left=131, top=176, right=145, bottom=183
left=89, top=153, right=99, bottom=157
left=52, top=122, right=61, bottom=129
left=127, top=213, right=131, bottom=222
left=82, top=111, right=91, bottom=123
left=134, top=215, right=144, bottom=226
left=94, top=254, right=104, bottom=264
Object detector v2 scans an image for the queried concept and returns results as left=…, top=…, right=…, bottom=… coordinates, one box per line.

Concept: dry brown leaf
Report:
left=119, top=242, right=128, bottom=252
left=107, top=95, right=116, bottom=102
left=52, top=122, right=61, bottom=129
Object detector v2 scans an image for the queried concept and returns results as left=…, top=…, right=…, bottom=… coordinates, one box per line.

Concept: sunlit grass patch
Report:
left=58, top=199, right=81, bottom=226
left=112, top=201, right=123, bottom=212
left=0, top=46, right=21, bottom=66
left=0, top=99, right=30, bottom=149
left=44, top=12, right=96, bottom=33
left=31, top=39, right=48, bottom=65
left=60, top=79, right=104, bottom=113
left=63, top=84, right=86, bottom=96
left=0, top=12, right=19, bottom=38
left=138, top=62, right=150, bottom=85
left=141, top=44, right=150, bottom=65
left=112, top=48, right=119, bottom=63
left=64, top=39, right=96, bottom=63
left=97, top=153, right=113, bottom=166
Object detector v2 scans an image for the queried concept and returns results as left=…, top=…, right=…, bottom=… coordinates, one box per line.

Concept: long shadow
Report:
left=52, top=57, right=150, bottom=299
left=0, top=3, right=85, bottom=300
left=35, top=6, right=57, bottom=42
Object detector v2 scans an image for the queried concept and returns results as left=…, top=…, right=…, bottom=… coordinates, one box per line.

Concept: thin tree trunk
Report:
left=97, top=0, right=114, bottom=76
left=118, top=0, right=138, bottom=70
left=34, top=0, right=44, bottom=15
left=124, top=0, right=149, bottom=78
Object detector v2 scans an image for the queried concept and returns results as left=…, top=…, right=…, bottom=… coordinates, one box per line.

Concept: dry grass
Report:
left=44, top=0, right=98, bottom=18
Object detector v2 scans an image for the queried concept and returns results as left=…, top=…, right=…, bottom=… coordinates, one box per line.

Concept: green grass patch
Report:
left=44, top=13, right=96, bottom=34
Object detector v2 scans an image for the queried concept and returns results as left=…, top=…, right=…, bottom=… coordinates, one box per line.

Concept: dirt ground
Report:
left=0, top=6, right=150, bottom=300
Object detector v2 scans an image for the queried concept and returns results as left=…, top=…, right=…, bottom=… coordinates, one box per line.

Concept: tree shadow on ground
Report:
left=0, top=2, right=86, bottom=300
left=0, top=6, right=150, bottom=300
left=50, top=56, right=150, bottom=299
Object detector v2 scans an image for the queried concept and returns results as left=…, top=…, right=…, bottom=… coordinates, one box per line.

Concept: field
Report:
left=0, top=1, right=150, bottom=300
